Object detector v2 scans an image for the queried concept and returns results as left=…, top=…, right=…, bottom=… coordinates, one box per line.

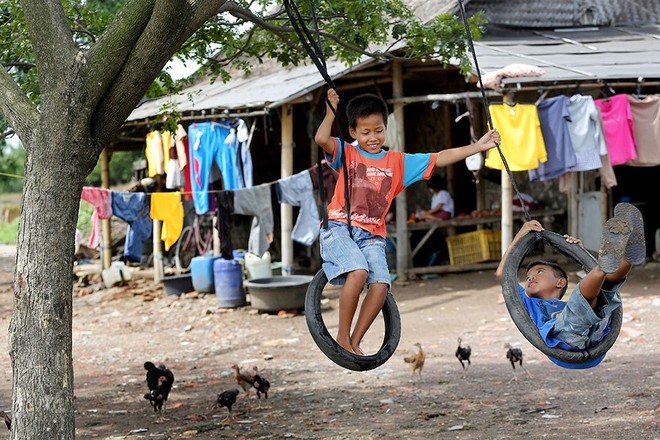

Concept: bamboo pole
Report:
left=281, top=104, right=294, bottom=276
left=100, top=148, right=112, bottom=270
left=153, top=220, right=163, bottom=283
left=392, top=61, right=409, bottom=282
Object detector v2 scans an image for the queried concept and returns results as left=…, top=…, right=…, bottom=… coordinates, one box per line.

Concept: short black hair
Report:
left=526, top=260, right=569, bottom=299
left=345, top=93, right=388, bottom=129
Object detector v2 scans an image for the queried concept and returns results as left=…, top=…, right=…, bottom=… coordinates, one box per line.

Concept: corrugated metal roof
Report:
left=466, top=0, right=660, bottom=28
left=127, top=57, right=374, bottom=121
left=474, top=25, right=660, bottom=84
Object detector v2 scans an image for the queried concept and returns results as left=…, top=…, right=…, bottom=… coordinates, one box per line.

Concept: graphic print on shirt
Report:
left=330, top=161, right=393, bottom=226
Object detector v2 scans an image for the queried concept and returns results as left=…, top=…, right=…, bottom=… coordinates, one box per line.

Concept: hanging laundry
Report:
left=594, top=94, right=637, bottom=166
left=529, top=96, right=577, bottom=181
left=145, top=130, right=171, bottom=177
left=150, top=192, right=183, bottom=251
left=188, top=122, right=240, bottom=215
left=111, top=191, right=152, bottom=262
left=485, top=103, right=547, bottom=171
left=215, top=191, right=235, bottom=260
left=309, top=161, right=339, bottom=204
left=276, top=170, right=320, bottom=246
left=165, top=145, right=185, bottom=189
left=175, top=124, right=189, bottom=170
left=235, top=119, right=254, bottom=188
left=177, top=124, right=193, bottom=200
left=81, top=187, right=113, bottom=249
left=565, top=95, right=608, bottom=171
left=233, top=183, right=274, bottom=257
left=627, top=94, right=660, bottom=166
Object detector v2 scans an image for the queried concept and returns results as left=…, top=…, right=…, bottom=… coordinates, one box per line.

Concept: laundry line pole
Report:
left=281, top=104, right=294, bottom=276
left=100, top=147, right=112, bottom=270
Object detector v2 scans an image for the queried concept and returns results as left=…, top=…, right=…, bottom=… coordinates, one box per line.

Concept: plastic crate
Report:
left=446, top=229, right=502, bottom=265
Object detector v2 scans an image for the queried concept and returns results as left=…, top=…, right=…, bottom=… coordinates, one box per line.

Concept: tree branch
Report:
left=0, top=68, right=39, bottom=147
left=222, top=3, right=409, bottom=62
left=92, top=0, right=227, bottom=148
left=0, top=130, right=15, bottom=141
left=20, top=0, right=77, bottom=96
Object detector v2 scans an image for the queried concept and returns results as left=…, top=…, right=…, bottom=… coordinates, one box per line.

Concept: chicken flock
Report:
left=401, top=338, right=531, bottom=383
left=138, top=339, right=526, bottom=423
left=141, top=360, right=271, bottom=421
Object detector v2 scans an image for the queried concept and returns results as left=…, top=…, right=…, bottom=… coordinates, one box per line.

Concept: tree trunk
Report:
left=9, top=101, right=93, bottom=438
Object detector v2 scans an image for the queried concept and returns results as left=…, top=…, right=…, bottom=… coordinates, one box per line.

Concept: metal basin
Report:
left=244, top=275, right=313, bottom=312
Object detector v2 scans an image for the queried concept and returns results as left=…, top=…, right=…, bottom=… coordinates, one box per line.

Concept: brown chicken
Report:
left=403, top=342, right=425, bottom=375
left=231, top=364, right=255, bottom=396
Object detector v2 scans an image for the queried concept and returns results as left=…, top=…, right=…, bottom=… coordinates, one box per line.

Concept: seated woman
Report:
left=418, top=174, right=454, bottom=221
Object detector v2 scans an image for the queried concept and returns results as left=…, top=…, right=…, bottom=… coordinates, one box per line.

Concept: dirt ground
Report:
left=0, top=244, right=658, bottom=439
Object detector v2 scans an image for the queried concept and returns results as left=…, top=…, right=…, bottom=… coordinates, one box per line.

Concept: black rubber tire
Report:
left=305, top=269, right=401, bottom=371
left=502, top=230, right=623, bottom=364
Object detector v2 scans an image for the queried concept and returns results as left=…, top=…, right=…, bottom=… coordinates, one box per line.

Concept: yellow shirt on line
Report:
left=485, top=103, right=547, bottom=171
left=150, top=192, right=183, bottom=251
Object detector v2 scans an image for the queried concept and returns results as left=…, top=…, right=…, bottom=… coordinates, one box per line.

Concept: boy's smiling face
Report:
left=525, top=264, right=566, bottom=300
left=349, top=114, right=386, bottom=154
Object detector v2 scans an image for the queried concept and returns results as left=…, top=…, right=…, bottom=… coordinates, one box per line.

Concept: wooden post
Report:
left=601, top=181, right=608, bottom=225
left=281, top=104, right=294, bottom=276
left=501, top=171, right=513, bottom=255
left=100, top=148, right=112, bottom=270
left=569, top=172, right=579, bottom=237
left=392, top=61, right=409, bottom=282
left=152, top=220, right=163, bottom=283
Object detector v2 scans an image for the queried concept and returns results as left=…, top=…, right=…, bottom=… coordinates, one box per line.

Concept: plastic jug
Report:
left=244, top=251, right=272, bottom=280
left=101, top=261, right=132, bottom=288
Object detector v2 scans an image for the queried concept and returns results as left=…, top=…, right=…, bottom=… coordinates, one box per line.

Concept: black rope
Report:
left=284, top=0, right=353, bottom=235
left=456, top=0, right=532, bottom=222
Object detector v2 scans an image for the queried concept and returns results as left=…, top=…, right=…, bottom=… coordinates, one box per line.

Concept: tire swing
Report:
left=305, top=269, right=401, bottom=371
left=284, top=0, right=402, bottom=371
left=456, top=0, right=622, bottom=364
left=501, top=230, right=623, bottom=364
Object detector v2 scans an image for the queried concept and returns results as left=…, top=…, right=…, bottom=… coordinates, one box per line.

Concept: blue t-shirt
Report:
left=529, top=96, right=577, bottom=182
left=518, top=284, right=605, bottom=369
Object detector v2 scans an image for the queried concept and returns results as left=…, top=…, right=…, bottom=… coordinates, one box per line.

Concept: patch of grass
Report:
left=0, top=218, right=19, bottom=244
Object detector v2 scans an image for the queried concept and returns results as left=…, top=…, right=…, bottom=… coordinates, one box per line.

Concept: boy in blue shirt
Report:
left=495, top=203, right=645, bottom=369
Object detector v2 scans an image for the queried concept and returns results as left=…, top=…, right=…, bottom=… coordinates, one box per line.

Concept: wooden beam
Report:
left=281, top=104, right=294, bottom=276
left=100, top=148, right=112, bottom=270
left=392, top=61, right=409, bottom=282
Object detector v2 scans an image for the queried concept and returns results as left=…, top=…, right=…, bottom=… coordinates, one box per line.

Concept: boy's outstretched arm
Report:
left=495, top=220, right=544, bottom=284
left=314, top=89, right=340, bottom=156
left=435, top=129, right=500, bottom=168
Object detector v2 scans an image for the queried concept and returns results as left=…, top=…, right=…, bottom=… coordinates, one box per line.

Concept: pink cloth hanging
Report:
left=81, top=187, right=113, bottom=249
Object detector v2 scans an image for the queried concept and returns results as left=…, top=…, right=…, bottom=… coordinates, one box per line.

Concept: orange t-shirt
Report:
left=325, top=139, right=437, bottom=238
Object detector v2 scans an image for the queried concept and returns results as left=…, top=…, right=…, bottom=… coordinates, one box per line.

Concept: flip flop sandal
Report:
left=598, top=217, right=632, bottom=273
left=614, top=203, right=646, bottom=265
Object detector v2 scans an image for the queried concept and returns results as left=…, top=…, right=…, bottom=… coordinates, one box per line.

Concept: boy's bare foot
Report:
left=351, top=344, right=365, bottom=356
left=598, top=217, right=632, bottom=273
left=614, top=203, right=646, bottom=265
left=336, top=335, right=355, bottom=354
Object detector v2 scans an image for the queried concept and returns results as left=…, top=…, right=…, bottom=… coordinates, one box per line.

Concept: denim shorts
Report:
left=550, top=280, right=623, bottom=350
left=320, top=220, right=390, bottom=287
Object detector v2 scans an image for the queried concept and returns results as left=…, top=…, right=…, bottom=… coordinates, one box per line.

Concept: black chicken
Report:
left=216, top=389, right=240, bottom=419
left=505, top=343, right=531, bottom=382
left=455, top=337, right=472, bottom=377
left=144, top=362, right=175, bottom=413
left=0, top=410, right=10, bottom=430
left=253, top=374, right=270, bottom=400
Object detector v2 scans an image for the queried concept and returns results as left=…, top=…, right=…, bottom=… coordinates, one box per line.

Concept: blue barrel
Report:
left=213, top=258, right=246, bottom=307
left=190, top=255, right=221, bottom=293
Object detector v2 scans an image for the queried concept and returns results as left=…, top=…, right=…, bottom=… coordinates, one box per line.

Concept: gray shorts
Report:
left=320, top=220, right=390, bottom=287
left=550, top=280, right=623, bottom=350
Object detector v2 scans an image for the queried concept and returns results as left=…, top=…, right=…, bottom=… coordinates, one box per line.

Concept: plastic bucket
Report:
left=190, top=255, right=221, bottom=293
left=213, top=258, right=246, bottom=307
left=245, top=251, right=272, bottom=280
